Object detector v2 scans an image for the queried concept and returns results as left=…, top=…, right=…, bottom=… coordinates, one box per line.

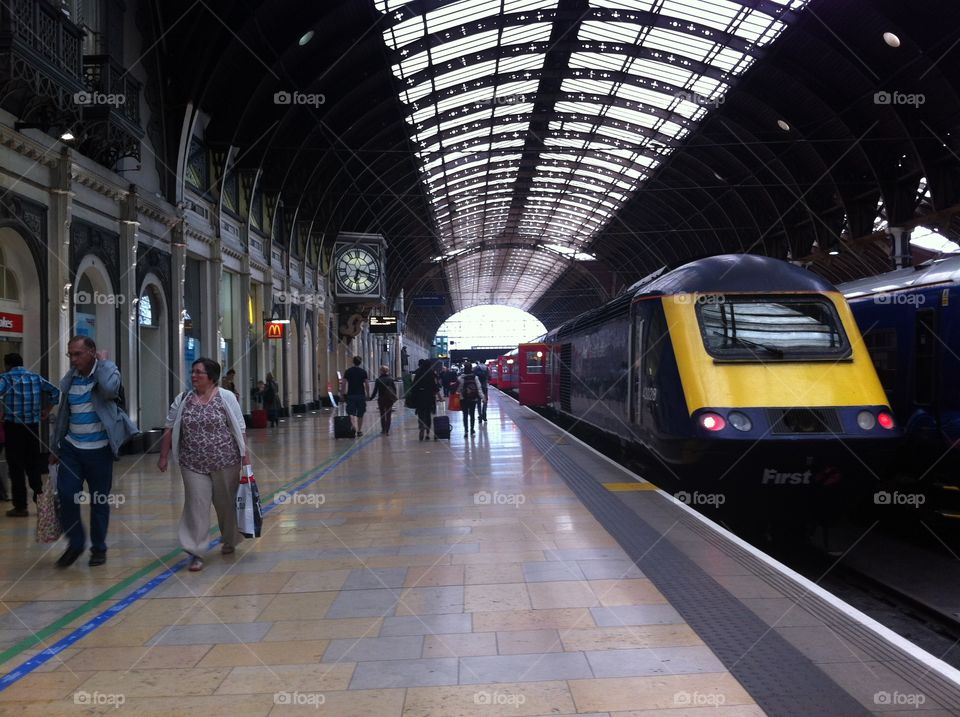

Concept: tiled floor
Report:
left=0, top=395, right=766, bottom=716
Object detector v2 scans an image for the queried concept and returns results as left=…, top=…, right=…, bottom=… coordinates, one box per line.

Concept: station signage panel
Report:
left=412, top=294, right=446, bottom=307
left=0, top=312, right=23, bottom=334
left=369, top=315, right=398, bottom=334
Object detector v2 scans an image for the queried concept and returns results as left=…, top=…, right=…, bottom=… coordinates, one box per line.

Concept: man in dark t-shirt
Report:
left=341, top=356, right=370, bottom=436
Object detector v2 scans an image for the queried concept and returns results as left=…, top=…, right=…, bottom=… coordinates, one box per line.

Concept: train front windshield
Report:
left=697, top=296, right=850, bottom=360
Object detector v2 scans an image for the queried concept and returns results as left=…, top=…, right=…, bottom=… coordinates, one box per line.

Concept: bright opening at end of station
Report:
left=436, top=305, right=547, bottom=352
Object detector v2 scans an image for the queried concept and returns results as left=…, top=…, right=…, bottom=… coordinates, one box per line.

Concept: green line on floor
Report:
left=0, top=440, right=360, bottom=667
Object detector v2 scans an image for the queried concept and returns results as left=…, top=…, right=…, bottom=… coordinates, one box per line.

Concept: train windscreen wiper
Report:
left=713, top=331, right=784, bottom=357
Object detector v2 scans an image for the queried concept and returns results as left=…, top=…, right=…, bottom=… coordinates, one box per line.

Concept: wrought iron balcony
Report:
left=0, top=1, right=143, bottom=167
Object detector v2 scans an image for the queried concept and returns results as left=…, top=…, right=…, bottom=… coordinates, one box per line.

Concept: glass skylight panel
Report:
left=424, top=0, right=501, bottom=36
left=594, top=123, right=644, bottom=145
left=561, top=78, right=615, bottom=96
left=497, top=53, right=548, bottom=75
left=605, top=105, right=657, bottom=128
left=434, top=60, right=499, bottom=92
left=613, top=83, right=676, bottom=109
left=641, top=28, right=715, bottom=61
left=569, top=52, right=630, bottom=73
left=500, top=23, right=553, bottom=46
left=712, top=46, right=749, bottom=73
left=658, top=0, right=743, bottom=35
left=591, top=0, right=655, bottom=8
left=579, top=20, right=644, bottom=45
left=627, top=58, right=695, bottom=88
left=439, top=31, right=503, bottom=62
left=544, top=137, right=590, bottom=150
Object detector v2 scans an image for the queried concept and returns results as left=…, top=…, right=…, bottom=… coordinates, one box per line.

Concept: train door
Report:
left=630, top=310, right=643, bottom=425
left=637, top=302, right=668, bottom=434
left=914, top=308, right=937, bottom=412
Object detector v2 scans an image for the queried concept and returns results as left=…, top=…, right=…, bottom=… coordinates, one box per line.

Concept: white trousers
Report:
left=179, top=464, right=244, bottom=556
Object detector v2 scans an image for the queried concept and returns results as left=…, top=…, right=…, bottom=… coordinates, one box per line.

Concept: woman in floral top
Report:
left=157, top=358, right=248, bottom=572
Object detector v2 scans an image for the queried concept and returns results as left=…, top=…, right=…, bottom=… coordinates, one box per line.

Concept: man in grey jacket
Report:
left=50, top=336, right=138, bottom=567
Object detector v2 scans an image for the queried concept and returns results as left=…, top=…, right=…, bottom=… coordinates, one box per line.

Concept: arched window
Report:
left=0, top=247, right=20, bottom=302
left=138, top=286, right=160, bottom=328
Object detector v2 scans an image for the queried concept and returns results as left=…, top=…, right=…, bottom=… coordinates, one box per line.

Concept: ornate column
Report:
left=48, top=147, right=74, bottom=380
left=238, top=252, right=252, bottom=411
left=119, top=186, right=140, bottom=413
left=210, top=238, right=224, bottom=366
left=170, top=221, right=187, bottom=397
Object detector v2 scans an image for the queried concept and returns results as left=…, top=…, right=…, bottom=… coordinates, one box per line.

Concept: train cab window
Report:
left=525, top=351, right=544, bottom=374
left=697, top=296, right=850, bottom=361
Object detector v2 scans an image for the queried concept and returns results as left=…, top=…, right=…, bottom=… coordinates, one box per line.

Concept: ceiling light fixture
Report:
left=777, top=120, right=791, bottom=131
left=883, top=32, right=901, bottom=48
left=298, top=30, right=315, bottom=46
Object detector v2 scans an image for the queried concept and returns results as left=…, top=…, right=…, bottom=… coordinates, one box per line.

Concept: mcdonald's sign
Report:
left=265, top=321, right=286, bottom=339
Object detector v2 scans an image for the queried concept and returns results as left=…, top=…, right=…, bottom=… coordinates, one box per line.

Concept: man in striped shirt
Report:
left=50, top=336, right=137, bottom=568
left=0, top=354, right=60, bottom=516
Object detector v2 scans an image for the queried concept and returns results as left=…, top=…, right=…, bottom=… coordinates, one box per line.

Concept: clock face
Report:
left=335, top=246, right=380, bottom=294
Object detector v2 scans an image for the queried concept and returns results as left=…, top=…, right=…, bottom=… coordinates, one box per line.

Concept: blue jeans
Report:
left=57, top=442, right=114, bottom=553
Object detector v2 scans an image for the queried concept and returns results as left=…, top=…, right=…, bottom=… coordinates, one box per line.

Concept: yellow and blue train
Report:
left=522, top=254, right=901, bottom=490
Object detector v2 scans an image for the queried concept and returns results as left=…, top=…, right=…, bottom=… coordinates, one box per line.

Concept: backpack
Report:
left=462, top=376, right=479, bottom=401
left=378, top=376, right=398, bottom=402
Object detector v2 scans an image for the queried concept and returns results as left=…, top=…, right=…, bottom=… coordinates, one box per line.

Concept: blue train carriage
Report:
left=840, top=254, right=960, bottom=476
left=547, top=254, right=900, bottom=492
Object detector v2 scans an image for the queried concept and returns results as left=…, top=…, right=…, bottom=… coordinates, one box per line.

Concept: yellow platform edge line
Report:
left=603, top=482, right=658, bottom=492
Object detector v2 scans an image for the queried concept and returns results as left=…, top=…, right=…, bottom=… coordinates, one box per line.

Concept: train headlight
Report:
left=856, top=411, right=876, bottom=430
left=700, top=413, right=726, bottom=432
left=877, top=411, right=895, bottom=429
left=727, top=411, right=752, bottom=432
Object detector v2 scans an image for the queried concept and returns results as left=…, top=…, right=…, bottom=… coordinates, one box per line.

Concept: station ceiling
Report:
left=148, top=0, right=960, bottom=335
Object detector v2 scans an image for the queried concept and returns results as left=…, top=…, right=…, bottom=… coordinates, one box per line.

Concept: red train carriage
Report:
left=519, top=342, right=550, bottom=406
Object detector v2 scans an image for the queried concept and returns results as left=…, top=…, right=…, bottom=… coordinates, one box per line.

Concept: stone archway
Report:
left=137, top=275, right=169, bottom=430
left=0, top=228, right=41, bottom=368
left=73, top=254, right=118, bottom=361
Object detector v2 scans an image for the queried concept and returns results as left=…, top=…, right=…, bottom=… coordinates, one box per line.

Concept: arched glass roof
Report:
left=375, top=0, right=811, bottom=310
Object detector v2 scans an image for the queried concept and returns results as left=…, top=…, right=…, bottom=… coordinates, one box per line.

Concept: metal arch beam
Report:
left=414, top=94, right=696, bottom=139
left=397, top=38, right=732, bottom=95
left=384, top=4, right=782, bottom=64
left=406, top=67, right=723, bottom=130
left=423, top=125, right=666, bottom=166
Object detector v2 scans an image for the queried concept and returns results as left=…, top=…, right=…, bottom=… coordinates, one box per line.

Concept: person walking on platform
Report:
left=0, top=353, right=60, bottom=516
left=411, top=359, right=438, bottom=441
left=473, top=362, right=489, bottom=423
left=370, top=365, right=398, bottom=435
left=264, top=373, right=280, bottom=427
left=458, top=362, right=482, bottom=436
left=50, top=337, right=138, bottom=567
left=157, top=357, right=248, bottom=573
left=341, top=356, right=370, bottom=437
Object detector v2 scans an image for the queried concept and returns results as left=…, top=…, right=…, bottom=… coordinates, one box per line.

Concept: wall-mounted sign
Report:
left=0, top=312, right=23, bottom=333
left=265, top=321, right=286, bottom=339
left=369, top=315, right=398, bottom=334
left=412, top=294, right=445, bottom=307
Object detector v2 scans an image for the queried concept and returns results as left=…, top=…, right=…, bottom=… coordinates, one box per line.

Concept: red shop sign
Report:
left=265, top=321, right=286, bottom=339
left=0, top=312, right=23, bottom=333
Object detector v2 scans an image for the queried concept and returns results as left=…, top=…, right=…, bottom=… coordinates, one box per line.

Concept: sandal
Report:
left=188, top=556, right=204, bottom=572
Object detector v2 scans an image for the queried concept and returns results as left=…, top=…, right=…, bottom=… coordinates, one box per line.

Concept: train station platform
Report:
left=0, top=392, right=958, bottom=716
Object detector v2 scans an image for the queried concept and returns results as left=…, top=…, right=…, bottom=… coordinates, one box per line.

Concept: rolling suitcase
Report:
left=251, top=408, right=268, bottom=429
left=334, top=403, right=356, bottom=438
left=433, top=400, right=451, bottom=440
